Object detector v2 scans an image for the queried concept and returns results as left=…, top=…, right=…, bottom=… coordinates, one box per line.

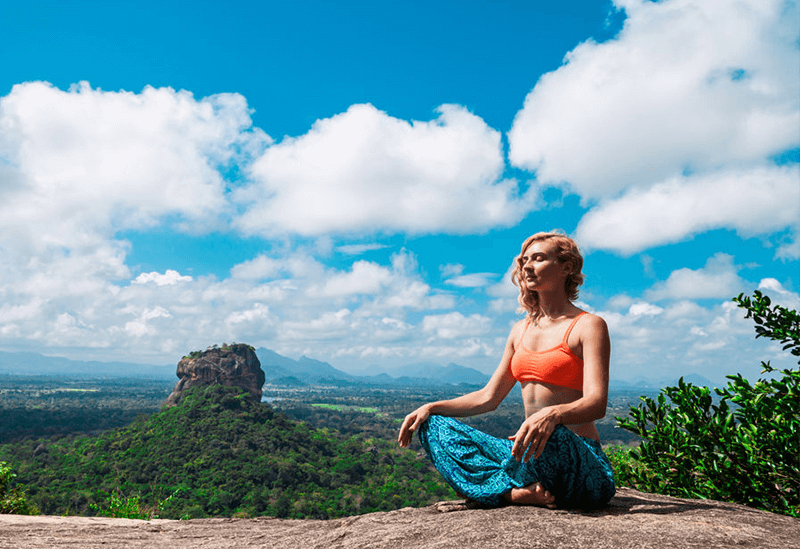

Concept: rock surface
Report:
left=1, top=488, right=797, bottom=549
left=164, top=344, right=264, bottom=406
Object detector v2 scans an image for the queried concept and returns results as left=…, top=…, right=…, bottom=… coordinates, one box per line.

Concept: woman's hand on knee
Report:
left=398, top=405, right=431, bottom=447
left=510, top=409, right=559, bottom=462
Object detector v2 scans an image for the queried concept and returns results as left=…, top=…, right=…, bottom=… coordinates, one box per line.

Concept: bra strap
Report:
left=518, top=317, right=532, bottom=347
left=562, top=312, right=586, bottom=343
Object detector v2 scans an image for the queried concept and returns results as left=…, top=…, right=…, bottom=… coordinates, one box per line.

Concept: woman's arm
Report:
left=553, top=314, right=611, bottom=424
left=510, top=314, right=611, bottom=461
left=397, top=323, right=521, bottom=447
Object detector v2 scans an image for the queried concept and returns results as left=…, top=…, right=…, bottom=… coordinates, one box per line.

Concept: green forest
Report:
left=0, top=384, right=454, bottom=519
left=0, top=375, right=170, bottom=444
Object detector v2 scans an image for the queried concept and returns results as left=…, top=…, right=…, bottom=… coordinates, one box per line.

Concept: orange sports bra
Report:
left=509, top=312, right=586, bottom=391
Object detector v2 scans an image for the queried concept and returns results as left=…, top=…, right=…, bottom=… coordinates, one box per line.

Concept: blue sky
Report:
left=0, top=0, right=798, bottom=385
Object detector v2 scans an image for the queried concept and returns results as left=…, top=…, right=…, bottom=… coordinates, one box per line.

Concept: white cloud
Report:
left=422, top=312, right=492, bottom=339
left=336, top=243, right=388, bottom=255
left=133, top=270, right=193, bottom=286
left=0, top=81, right=268, bottom=360
left=441, top=260, right=499, bottom=288
left=598, top=296, right=798, bottom=385
left=487, top=263, right=520, bottom=314
left=775, top=233, right=800, bottom=260
left=445, top=272, right=497, bottom=288
left=372, top=281, right=455, bottom=313
left=309, top=260, right=393, bottom=298
left=575, top=164, right=800, bottom=254
left=509, top=0, right=799, bottom=196
left=124, top=306, right=171, bottom=337
left=229, top=255, right=284, bottom=280
left=758, top=278, right=800, bottom=309
left=628, top=302, right=664, bottom=316
left=509, top=0, right=799, bottom=256
left=236, top=103, right=535, bottom=236
left=0, top=81, right=268, bottom=251
left=0, top=231, right=471, bottom=365
left=224, top=303, right=273, bottom=325
left=448, top=273, right=496, bottom=288
left=440, top=264, right=464, bottom=278
left=645, top=253, right=746, bottom=301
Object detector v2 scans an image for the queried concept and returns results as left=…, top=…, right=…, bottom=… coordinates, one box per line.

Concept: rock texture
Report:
left=164, top=344, right=264, bottom=406
left=1, top=488, right=798, bottom=549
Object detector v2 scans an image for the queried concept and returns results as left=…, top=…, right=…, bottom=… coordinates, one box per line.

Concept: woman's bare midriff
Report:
left=520, top=381, right=600, bottom=441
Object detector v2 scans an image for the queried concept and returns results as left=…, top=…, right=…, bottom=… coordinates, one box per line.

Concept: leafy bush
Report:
left=616, top=291, right=799, bottom=516
left=89, top=487, right=182, bottom=520
left=0, top=461, right=38, bottom=515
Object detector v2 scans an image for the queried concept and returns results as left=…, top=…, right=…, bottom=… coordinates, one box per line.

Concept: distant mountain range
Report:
left=255, top=348, right=491, bottom=387
left=0, top=347, right=490, bottom=388
left=0, top=347, right=720, bottom=389
left=0, top=350, right=175, bottom=379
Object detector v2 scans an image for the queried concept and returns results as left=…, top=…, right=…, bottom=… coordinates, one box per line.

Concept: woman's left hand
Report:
left=509, top=408, right=560, bottom=462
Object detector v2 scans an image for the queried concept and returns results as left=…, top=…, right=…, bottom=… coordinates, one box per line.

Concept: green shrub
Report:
left=616, top=291, right=799, bottom=516
left=0, top=461, right=39, bottom=515
left=89, top=487, right=181, bottom=520
left=605, top=445, right=647, bottom=489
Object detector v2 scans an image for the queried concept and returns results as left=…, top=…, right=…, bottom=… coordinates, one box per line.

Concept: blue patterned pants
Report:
left=419, top=415, right=615, bottom=509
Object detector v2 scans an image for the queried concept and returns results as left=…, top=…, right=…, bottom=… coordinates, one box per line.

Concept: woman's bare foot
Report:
left=504, top=483, right=557, bottom=509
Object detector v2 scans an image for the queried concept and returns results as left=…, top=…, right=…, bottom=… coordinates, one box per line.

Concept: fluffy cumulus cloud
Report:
left=575, top=165, right=800, bottom=254
left=308, top=260, right=393, bottom=298
left=600, top=283, right=800, bottom=384
left=236, top=103, right=535, bottom=236
left=645, top=253, right=746, bottom=301
left=422, top=312, right=492, bottom=339
left=0, top=81, right=268, bottom=250
left=133, top=270, right=193, bottom=286
left=0, top=81, right=267, bottom=291
left=509, top=0, right=799, bottom=253
left=0, top=81, right=269, bottom=360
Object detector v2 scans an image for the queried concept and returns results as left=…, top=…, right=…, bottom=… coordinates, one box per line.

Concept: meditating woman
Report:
left=398, top=231, right=615, bottom=509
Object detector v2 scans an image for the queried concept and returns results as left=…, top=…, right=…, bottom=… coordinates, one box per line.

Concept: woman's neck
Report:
left=534, top=290, right=575, bottom=323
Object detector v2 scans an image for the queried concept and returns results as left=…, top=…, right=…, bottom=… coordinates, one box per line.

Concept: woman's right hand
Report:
left=398, top=404, right=431, bottom=447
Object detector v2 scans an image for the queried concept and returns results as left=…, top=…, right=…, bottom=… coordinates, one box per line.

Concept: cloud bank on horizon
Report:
left=0, top=0, right=797, bottom=385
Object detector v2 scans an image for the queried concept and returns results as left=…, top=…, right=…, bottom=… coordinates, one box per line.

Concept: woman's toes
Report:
left=534, top=484, right=554, bottom=502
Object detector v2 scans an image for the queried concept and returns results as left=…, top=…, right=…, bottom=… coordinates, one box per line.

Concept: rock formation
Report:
left=164, top=344, right=265, bottom=406
left=2, top=488, right=798, bottom=549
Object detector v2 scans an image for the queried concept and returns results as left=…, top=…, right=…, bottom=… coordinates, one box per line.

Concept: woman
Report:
left=398, top=231, right=615, bottom=509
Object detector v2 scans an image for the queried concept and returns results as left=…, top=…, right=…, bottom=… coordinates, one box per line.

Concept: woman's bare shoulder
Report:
left=512, top=316, right=530, bottom=332
left=506, top=317, right=529, bottom=343
left=576, top=311, right=609, bottom=336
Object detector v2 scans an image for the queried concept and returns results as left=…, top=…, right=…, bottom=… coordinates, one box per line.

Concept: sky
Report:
left=0, top=0, right=798, bottom=385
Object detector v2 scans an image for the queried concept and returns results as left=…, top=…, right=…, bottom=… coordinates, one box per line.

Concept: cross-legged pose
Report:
left=398, top=231, right=615, bottom=510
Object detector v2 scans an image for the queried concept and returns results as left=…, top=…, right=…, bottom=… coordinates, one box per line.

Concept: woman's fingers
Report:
left=512, top=426, right=532, bottom=461
left=512, top=418, right=554, bottom=462
left=529, top=427, right=553, bottom=461
left=398, top=408, right=428, bottom=447
left=398, top=415, right=414, bottom=446
left=522, top=435, right=537, bottom=462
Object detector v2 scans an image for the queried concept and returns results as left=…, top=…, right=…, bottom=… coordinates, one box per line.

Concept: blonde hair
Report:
left=510, top=231, right=585, bottom=320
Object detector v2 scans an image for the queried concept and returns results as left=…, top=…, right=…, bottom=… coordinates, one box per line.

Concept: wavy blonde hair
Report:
left=510, top=231, right=585, bottom=320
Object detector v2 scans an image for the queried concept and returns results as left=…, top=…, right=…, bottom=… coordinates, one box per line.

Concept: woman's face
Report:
left=520, top=240, right=570, bottom=292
